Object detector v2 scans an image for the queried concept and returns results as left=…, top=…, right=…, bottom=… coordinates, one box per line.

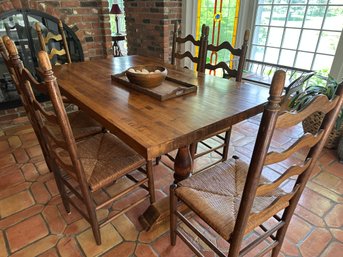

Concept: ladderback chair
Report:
left=3, top=36, right=103, bottom=143
left=205, top=29, right=250, bottom=81
left=35, top=20, right=72, bottom=65
left=14, top=50, right=156, bottom=245
left=170, top=70, right=343, bottom=257
left=171, top=22, right=209, bottom=72
left=2, top=36, right=58, bottom=173
left=189, top=30, right=250, bottom=170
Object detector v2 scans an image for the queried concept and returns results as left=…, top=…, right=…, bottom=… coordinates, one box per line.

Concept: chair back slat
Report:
left=31, top=98, right=58, bottom=124
left=35, top=20, right=72, bottom=64
left=171, top=22, right=209, bottom=72
left=277, top=95, right=339, bottom=128
left=246, top=185, right=299, bottom=233
left=48, top=48, right=67, bottom=59
left=174, top=52, right=199, bottom=65
left=205, top=61, right=238, bottom=78
left=40, top=126, right=69, bottom=151
left=44, top=32, right=63, bottom=44
left=255, top=160, right=311, bottom=196
left=207, top=41, right=241, bottom=55
left=264, top=131, right=324, bottom=165
left=205, top=29, right=249, bottom=81
left=176, top=34, right=201, bottom=46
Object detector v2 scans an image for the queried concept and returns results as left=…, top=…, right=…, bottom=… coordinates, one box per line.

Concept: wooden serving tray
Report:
left=111, top=73, right=197, bottom=101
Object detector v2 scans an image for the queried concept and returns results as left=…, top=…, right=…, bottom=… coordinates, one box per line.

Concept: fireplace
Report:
left=0, top=9, right=84, bottom=110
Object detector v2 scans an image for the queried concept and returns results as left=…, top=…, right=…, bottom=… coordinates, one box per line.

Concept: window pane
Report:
left=304, top=6, right=326, bottom=29
left=264, top=47, right=280, bottom=63
left=287, top=6, right=306, bottom=27
left=279, top=49, right=296, bottom=66
left=258, top=0, right=273, bottom=3
left=253, top=26, right=268, bottom=45
left=290, top=0, right=307, bottom=3
left=271, top=6, right=288, bottom=26
left=251, top=45, right=265, bottom=61
left=295, top=52, right=314, bottom=69
left=274, top=0, right=290, bottom=4
left=256, top=6, right=272, bottom=25
left=299, top=30, right=320, bottom=51
left=330, top=0, right=343, bottom=3
left=267, top=27, right=284, bottom=47
left=317, top=31, right=340, bottom=55
left=323, top=6, right=343, bottom=30
left=312, top=54, right=334, bottom=71
left=309, top=0, right=328, bottom=4
left=282, top=28, right=301, bottom=49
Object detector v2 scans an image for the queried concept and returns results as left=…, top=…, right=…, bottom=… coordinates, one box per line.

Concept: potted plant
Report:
left=289, top=75, right=343, bottom=149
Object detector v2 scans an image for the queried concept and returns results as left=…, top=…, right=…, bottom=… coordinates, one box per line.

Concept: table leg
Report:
left=139, top=145, right=192, bottom=231
left=174, top=146, right=193, bottom=183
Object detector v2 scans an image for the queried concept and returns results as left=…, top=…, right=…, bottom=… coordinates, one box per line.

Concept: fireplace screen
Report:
left=0, top=9, right=84, bottom=109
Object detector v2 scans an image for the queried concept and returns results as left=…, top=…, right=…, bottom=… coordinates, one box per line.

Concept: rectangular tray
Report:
left=111, top=73, right=197, bottom=101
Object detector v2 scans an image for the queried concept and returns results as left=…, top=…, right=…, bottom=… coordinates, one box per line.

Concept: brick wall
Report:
left=0, top=0, right=112, bottom=60
left=124, top=0, right=182, bottom=62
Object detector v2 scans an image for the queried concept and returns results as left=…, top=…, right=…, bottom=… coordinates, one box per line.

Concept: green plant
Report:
left=289, top=74, right=343, bottom=130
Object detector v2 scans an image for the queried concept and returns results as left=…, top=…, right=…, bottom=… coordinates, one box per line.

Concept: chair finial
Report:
left=38, top=50, right=52, bottom=72
left=4, top=37, right=19, bottom=56
left=244, top=30, right=250, bottom=42
left=35, top=22, right=42, bottom=32
left=267, top=70, right=286, bottom=110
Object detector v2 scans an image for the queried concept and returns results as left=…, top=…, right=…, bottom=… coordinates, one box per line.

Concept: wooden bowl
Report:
left=126, top=65, right=167, bottom=88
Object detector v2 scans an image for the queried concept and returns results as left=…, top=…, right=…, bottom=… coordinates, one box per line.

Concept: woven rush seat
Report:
left=47, top=110, right=103, bottom=141
left=57, top=132, right=146, bottom=191
left=175, top=158, right=287, bottom=240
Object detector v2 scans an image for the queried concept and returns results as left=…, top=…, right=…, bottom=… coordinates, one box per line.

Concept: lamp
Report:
left=110, top=4, right=123, bottom=35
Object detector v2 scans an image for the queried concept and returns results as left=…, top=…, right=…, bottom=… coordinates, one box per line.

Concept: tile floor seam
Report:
left=1, top=229, right=11, bottom=257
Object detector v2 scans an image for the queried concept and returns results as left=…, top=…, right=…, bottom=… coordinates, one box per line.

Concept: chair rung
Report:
left=176, top=210, right=226, bottom=257
left=273, top=214, right=281, bottom=221
left=176, top=230, right=205, bottom=257
left=99, top=195, right=149, bottom=227
left=165, top=153, right=176, bottom=162
left=239, top=221, right=284, bottom=256
left=68, top=198, right=90, bottom=223
left=255, top=241, right=279, bottom=257
left=195, top=159, right=223, bottom=173
left=194, top=144, right=224, bottom=159
left=259, top=224, right=276, bottom=240
left=96, top=177, right=148, bottom=210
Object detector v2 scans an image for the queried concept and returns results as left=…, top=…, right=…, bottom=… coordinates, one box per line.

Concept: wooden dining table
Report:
left=52, top=55, right=270, bottom=229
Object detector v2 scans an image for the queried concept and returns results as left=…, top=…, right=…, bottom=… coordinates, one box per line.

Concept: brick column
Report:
left=124, top=0, right=182, bottom=62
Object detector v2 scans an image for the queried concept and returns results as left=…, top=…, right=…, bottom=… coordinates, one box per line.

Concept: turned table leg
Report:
left=174, top=146, right=193, bottom=183
left=139, top=145, right=193, bottom=230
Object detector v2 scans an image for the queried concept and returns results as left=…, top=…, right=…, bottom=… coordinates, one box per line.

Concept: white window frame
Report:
left=239, top=0, right=343, bottom=80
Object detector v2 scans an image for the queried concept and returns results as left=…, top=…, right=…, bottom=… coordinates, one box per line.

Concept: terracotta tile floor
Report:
left=0, top=112, right=342, bottom=257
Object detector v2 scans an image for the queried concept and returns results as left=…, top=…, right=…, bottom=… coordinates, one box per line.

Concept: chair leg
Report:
left=222, top=127, right=232, bottom=162
left=170, top=184, right=177, bottom=246
left=156, top=156, right=161, bottom=165
left=272, top=200, right=300, bottom=256
left=80, top=184, right=101, bottom=245
left=146, top=160, right=156, bottom=203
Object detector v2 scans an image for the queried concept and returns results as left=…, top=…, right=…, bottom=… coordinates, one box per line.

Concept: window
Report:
left=196, top=0, right=240, bottom=73
left=251, top=0, right=343, bottom=72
